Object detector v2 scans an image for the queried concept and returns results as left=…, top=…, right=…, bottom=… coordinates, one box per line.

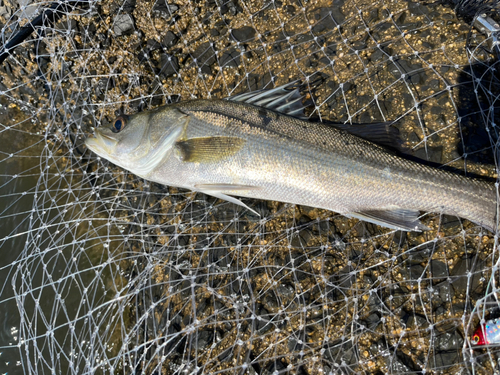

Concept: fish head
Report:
left=85, top=108, right=188, bottom=176
left=472, top=325, right=488, bottom=346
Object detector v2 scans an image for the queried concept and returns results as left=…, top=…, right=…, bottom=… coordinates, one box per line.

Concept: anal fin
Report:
left=346, top=209, right=429, bottom=231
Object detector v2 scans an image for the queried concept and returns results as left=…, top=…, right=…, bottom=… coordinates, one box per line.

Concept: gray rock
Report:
left=159, top=54, right=179, bottom=77
left=220, top=48, right=241, bottom=67
left=435, top=330, right=463, bottom=351
left=146, top=39, right=161, bottom=51
left=406, top=313, right=429, bottom=330
left=192, top=42, right=216, bottom=66
left=114, top=14, right=135, bottom=36
left=153, top=0, right=179, bottom=18
left=231, top=26, right=256, bottom=42
left=451, top=257, right=483, bottom=295
left=430, top=260, right=448, bottom=279
left=162, top=31, right=178, bottom=48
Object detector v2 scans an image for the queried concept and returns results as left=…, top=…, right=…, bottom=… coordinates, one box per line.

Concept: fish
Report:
left=472, top=318, right=500, bottom=346
left=85, top=82, right=498, bottom=232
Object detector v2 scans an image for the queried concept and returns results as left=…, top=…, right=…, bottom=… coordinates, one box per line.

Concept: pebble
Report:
left=162, top=31, right=179, bottom=48
left=114, top=14, right=135, bottom=36
left=231, top=26, right=256, bottom=42
left=153, top=0, right=179, bottom=18
left=159, top=54, right=179, bottom=77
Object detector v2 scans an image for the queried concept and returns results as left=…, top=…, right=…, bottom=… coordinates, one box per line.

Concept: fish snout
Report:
left=85, top=129, right=119, bottom=153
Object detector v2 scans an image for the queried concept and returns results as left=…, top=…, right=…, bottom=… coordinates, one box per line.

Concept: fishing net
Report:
left=0, top=0, right=499, bottom=373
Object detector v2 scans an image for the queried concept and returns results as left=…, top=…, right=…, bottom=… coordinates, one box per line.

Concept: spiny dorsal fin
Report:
left=226, top=81, right=308, bottom=120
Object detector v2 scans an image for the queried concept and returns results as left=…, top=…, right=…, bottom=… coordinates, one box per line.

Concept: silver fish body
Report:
left=85, top=94, right=497, bottom=232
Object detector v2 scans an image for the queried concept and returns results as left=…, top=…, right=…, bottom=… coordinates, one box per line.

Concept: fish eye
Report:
left=112, top=115, right=128, bottom=133
left=472, top=334, right=480, bottom=344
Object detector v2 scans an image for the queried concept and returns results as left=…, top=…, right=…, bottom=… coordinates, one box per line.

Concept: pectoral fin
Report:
left=347, top=209, right=429, bottom=231
left=197, top=188, right=261, bottom=216
left=174, top=136, right=246, bottom=163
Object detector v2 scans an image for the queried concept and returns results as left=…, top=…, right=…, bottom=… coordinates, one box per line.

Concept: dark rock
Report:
left=312, top=8, right=345, bottom=34
left=435, top=330, right=463, bottom=351
left=114, top=14, right=135, bottom=36
left=122, top=0, right=136, bottom=13
left=439, top=215, right=461, bottom=230
left=408, top=131, right=420, bottom=143
left=162, top=31, right=178, bottom=48
left=406, top=313, right=429, bottom=330
left=231, top=26, right=256, bottom=42
left=192, top=42, right=216, bottom=66
left=220, top=1, right=239, bottom=15
left=146, top=39, right=161, bottom=51
left=430, top=260, right=448, bottom=279
left=153, top=0, right=179, bottom=18
left=451, top=257, right=483, bottom=295
left=195, top=330, right=213, bottom=350
left=220, top=48, right=240, bottom=67
left=159, top=53, right=179, bottom=77
left=324, top=339, right=359, bottom=368
left=200, top=65, right=212, bottom=75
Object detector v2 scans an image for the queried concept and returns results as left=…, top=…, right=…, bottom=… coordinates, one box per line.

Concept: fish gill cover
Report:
left=0, top=0, right=499, bottom=373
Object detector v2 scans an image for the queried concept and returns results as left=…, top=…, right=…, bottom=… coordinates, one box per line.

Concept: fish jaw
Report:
left=85, top=129, right=119, bottom=155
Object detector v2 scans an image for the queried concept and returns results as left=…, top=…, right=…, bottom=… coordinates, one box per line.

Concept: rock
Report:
left=146, top=39, right=161, bottom=51
left=231, top=26, right=256, bottom=42
left=159, top=54, right=179, bottom=77
left=192, top=42, right=216, bottom=66
left=114, top=14, right=135, bottom=36
left=162, top=31, right=178, bottom=48
left=430, top=260, right=448, bottom=279
left=451, top=257, right=483, bottom=295
left=153, top=0, right=179, bottom=18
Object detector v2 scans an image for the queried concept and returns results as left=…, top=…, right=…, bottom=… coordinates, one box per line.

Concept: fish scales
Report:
left=85, top=86, right=497, bottom=232
left=169, top=100, right=496, bottom=226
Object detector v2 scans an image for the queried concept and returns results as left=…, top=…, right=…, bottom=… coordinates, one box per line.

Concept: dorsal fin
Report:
left=226, top=81, right=308, bottom=120
left=226, top=81, right=404, bottom=152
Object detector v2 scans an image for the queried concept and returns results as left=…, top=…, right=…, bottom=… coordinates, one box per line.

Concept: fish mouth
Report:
left=85, top=130, right=119, bottom=154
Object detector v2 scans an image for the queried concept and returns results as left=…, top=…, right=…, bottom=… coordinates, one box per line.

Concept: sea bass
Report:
left=85, top=83, right=497, bottom=232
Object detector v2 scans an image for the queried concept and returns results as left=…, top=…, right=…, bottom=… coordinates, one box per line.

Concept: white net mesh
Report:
left=0, top=0, right=499, bottom=373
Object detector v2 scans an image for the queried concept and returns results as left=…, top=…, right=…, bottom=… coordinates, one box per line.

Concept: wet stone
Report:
left=192, top=42, right=216, bottom=66
left=430, top=260, right=448, bottom=279
left=406, top=313, right=429, bottom=330
left=451, top=257, right=483, bottom=295
left=159, top=54, right=179, bottom=77
left=312, top=8, right=345, bottom=34
left=434, top=280, right=454, bottom=302
left=439, top=215, right=461, bottom=231
left=146, top=39, right=161, bottom=51
left=153, top=0, right=179, bottom=18
left=231, top=26, right=256, bottom=42
left=220, top=1, right=240, bottom=15
left=162, top=31, right=178, bottom=48
left=220, top=48, right=241, bottom=67
left=195, top=330, right=213, bottom=350
left=114, top=14, right=135, bottom=36
left=435, top=330, right=463, bottom=351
